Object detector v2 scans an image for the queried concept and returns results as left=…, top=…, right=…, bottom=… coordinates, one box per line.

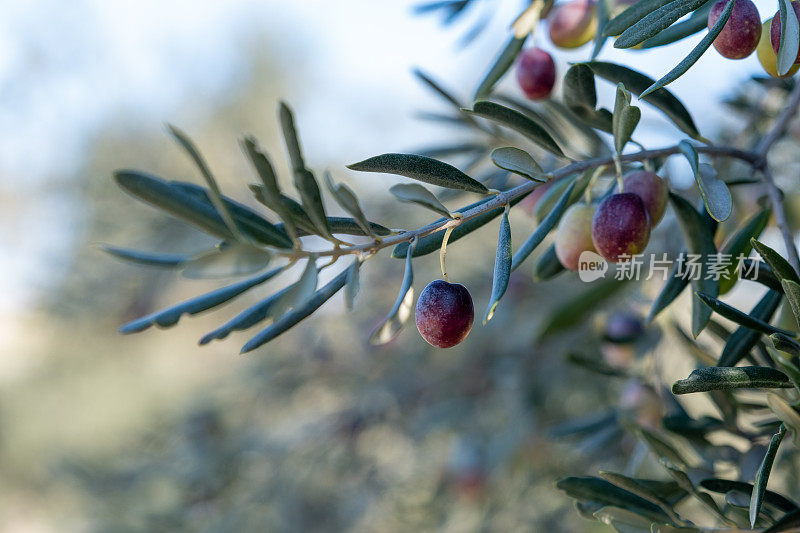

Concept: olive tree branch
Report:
left=276, top=144, right=759, bottom=261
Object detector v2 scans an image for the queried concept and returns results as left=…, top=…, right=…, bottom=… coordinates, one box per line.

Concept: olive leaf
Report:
left=413, top=67, right=463, bottom=109
left=240, top=266, right=347, bottom=353
left=483, top=208, right=512, bottom=324
left=199, top=284, right=295, bottom=345
left=119, top=266, right=283, bottom=334
left=490, top=147, right=545, bottom=181
left=647, top=261, right=690, bottom=324
left=511, top=181, right=576, bottom=271
left=751, top=238, right=800, bottom=285
left=670, top=193, right=719, bottom=336
left=639, top=1, right=714, bottom=48
left=172, top=181, right=294, bottom=248
left=538, top=279, right=628, bottom=340
left=672, top=367, right=793, bottom=394
left=700, top=478, right=798, bottom=513
left=598, top=472, right=684, bottom=525
left=677, top=141, right=731, bottom=222
left=563, top=64, right=613, bottom=133
left=262, top=259, right=319, bottom=324
left=777, top=0, right=800, bottom=76
left=612, top=82, right=641, bottom=155
left=767, top=395, right=800, bottom=446
left=279, top=102, right=334, bottom=240
left=718, top=290, right=782, bottom=367
left=348, top=153, right=489, bottom=194
left=590, top=0, right=611, bottom=59
left=465, top=101, right=565, bottom=157
left=533, top=168, right=593, bottom=222
left=474, top=35, right=527, bottom=100
left=324, top=171, right=377, bottom=237
left=696, top=292, right=796, bottom=337
left=100, top=245, right=190, bottom=268
left=718, top=208, right=771, bottom=294
left=604, top=0, right=673, bottom=37
left=371, top=243, right=415, bottom=345
left=389, top=183, right=452, bottom=218
left=182, top=244, right=273, bottom=279
left=167, top=125, right=247, bottom=243
left=344, top=258, right=361, bottom=311
left=555, top=477, right=672, bottom=523
left=639, top=0, right=737, bottom=97
left=241, top=136, right=299, bottom=244
left=614, top=0, right=708, bottom=49
left=750, top=424, right=787, bottom=528
left=582, top=61, right=702, bottom=140
left=763, top=508, right=800, bottom=532
left=114, top=170, right=293, bottom=248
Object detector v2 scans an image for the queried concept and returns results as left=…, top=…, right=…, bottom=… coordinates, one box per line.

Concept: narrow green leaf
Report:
left=264, top=259, right=319, bottom=323
left=763, top=508, right=800, bottom=532
left=751, top=424, right=787, bottom=527
left=639, top=1, right=714, bottom=48
left=170, top=180, right=293, bottom=248
left=512, top=181, right=576, bottom=271
left=474, top=36, right=527, bottom=101
left=324, top=172, right=377, bottom=237
left=777, top=0, right=800, bottom=76
left=719, top=208, right=771, bottom=293
left=241, top=136, right=299, bottom=244
left=672, top=366, right=793, bottom=394
left=563, top=64, right=613, bottom=133
left=279, top=101, right=306, bottom=174
left=344, top=258, right=361, bottom=311
left=591, top=0, right=611, bottom=59
left=240, top=266, right=347, bottom=353
left=782, top=279, right=800, bottom=331
left=348, top=153, right=489, bottom=194
left=533, top=168, right=593, bottom=222
left=534, top=243, right=566, bottom=280
left=718, top=290, right=782, bottom=367
left=555, top=477, right=672, bottom=522
left=390, top=183, right=452, bottom=218
left=583, top=61, right=701, bottom=139
left=167, top=125, right=247, bottom=242
left=647, top=262, right=691, bottom=323
left=391, top=193, right=529, bottom=258
left=599, top=472, right=684, bottom=524
left=483, top=208, right=512, bottom=323
left=413, top=67, right=463, bottom=108
left=637, top=427, right=689, bottom=469
left=101, top=245, right=189, bottom=268
left=740, top=259, right=783, bottom=292
left=612, top=83, right=641, bottom=155
left=465, top=101, right=565, bottom=157
left=371, top=244, right=415, bottom=345
left=604, top=0, right=673, bottom=37
left=614, top=0, right=708, bottom=49
left=670, top=193, right=719, bottom=336
left=771, top=332, right=800, bottom=357
left=639, top=0, right=738, bottom=97
left=678, top=141, right=731, bottom=222
left=114, top=170, right=293, bottom=248
left=696, top=292, right=796, bottom=337
left=752, top=238, right=800, bottom=284
left=700, top=478, right=798, bottom=513
left=182, top=244, right=272, bottom=279
left=199, top=285, right=294, bottom=345
left=490, top=147, right=544, bottom=181
left=767, top=394, right=800, bottom=446
left=539, top=279, right=628, bottom=339
left=120, top=267, right=282, bottom=334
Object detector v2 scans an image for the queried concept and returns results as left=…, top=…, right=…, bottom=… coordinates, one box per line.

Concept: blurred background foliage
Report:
left=4, top=1, right=800, bottom=531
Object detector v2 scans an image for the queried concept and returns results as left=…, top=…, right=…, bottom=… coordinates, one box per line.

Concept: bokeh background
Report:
left=2, top=1, right=798, bottom=531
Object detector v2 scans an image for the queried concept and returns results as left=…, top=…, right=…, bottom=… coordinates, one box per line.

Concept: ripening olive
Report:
left=516, top=47, right=557, bottom=100
left=591, top=193, right=651, bottom=262
left=415, top=280, right=474, bottom=348
left=759, top=18, right=800, bottom=77
left=548, top=0, right=597, bottom=49
left=622, top=170, right=668, bottom=227
left=708, top=0, right=761, bottom=59
left=555, top=203, right=597, bottom=271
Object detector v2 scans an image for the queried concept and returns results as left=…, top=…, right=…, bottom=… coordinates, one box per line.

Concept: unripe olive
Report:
left=770, top=1, right=800, bottom=64
left=548, top=0, right=597, bottom=49
left=622, top=170, right=668, bottom=227
left=591, top=193, right=651, bottom=262
left=555, top=203, right=597, bottom=271
left=516, top=47, right=557, bottom=100
left=759, top=18, right=800, bottom=77
left=415, top=280, right=474, bottom=348
left=708, top=0, right=761, bottom=60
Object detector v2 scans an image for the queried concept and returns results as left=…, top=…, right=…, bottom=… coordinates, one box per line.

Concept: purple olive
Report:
left=415, top=280, right=474, bottom=348
left=603, top=310, right=645, bottom=344
left=708, top=0, right=761, bottom=60
left=591, top=193, right=651, bottom=262
left=622, top=170, right=668, bottom=226
left=771, top=1, right=800, bottom=64
left=516, top=47, right=557, bottom=100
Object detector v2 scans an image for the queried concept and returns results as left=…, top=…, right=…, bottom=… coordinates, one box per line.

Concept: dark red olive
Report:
left=415, top=280, right=474, bottom=348
left=591, top=193, right=651, bottom=262
left=516, top=47, right=556, bottom=100
left=603, top=311, right=645, bottom=344
left=622, top=170, right=668, bottom=226
left=708, top=0, right=761, bottom=60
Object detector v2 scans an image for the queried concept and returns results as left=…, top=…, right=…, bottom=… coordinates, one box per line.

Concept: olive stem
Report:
left=440, top=226, right=455, bottom=281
